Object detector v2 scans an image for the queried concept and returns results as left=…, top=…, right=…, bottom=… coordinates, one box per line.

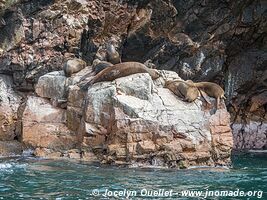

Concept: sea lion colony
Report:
left=62, top=40, right=226, bottom=109
left=185, top=81, right=226, bottom=109
left=63, top=58, right=225, bottom=109
left=164, top=79, right=226, bottom=109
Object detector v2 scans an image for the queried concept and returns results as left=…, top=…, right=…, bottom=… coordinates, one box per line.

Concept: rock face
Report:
left=35, top=71, right=67, bottom=100
left=81, top=73, right=232, bottom=167
left=20, top=69, right=233, bottom=168
left=0, top=141, right=24, bottom=157
left=0, top=75, right=21, bottom=140
left=0, top=0, right=265, bottom=157
left=233, top=122, right=267, bottom=150
left=22, top=96, right=82, bottom=156
left=0, top=74, right=23, bottom=156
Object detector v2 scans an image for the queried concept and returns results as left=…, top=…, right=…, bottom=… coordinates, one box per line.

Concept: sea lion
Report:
left=186, top=81, right=226, bottom=109
left=165, top=80, right=199, bottom=102
left=63, top=58, right=86, bottom=77
left=92, top=59, right=113, bottom=74
left=81, top=62, right=160, bottom=90
left=106, top=40, right=121, bottom=64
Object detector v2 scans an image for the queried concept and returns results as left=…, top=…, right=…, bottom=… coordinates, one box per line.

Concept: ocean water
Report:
left=0, top=153, right=266, bottom=200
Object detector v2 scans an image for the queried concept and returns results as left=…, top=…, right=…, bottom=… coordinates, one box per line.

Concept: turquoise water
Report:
left=0, top=154, right=266, bottom=200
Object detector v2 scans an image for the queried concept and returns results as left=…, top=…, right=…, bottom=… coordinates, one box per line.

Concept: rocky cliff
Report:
left=0, top=0, right=266, bottom=163
left=20, top=67, right=232, bottom=168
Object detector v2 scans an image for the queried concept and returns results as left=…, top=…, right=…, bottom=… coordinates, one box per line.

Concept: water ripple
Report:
left=0, top=155, right=265, bottom=199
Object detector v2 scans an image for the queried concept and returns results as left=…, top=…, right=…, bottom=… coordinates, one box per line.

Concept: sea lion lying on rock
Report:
left=165, top=80, right=199, bottom=102
left=92, top=59, right=113, bottom=74
left=186, top=81, right=226, bottom=109
left=80, top=62, right=160, bottom=90
left=63, top=58, right=86, bottom=77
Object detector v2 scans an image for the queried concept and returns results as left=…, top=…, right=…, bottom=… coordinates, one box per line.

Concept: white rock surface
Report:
left=35, top=71, right=67, bottom=100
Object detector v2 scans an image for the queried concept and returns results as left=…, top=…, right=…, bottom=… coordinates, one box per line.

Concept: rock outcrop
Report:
left=19, top=68, right=233, bottom=168
left=0, top=0, right=265, bottom=158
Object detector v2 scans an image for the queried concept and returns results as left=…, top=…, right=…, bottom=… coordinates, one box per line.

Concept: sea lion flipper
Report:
left=176, top=88, right=185, bottom=99
left=79, top=81, right=92, bottom=91
left=199, top=89, right=211, bottom=104
left=79, top=71, right=95, bottom=82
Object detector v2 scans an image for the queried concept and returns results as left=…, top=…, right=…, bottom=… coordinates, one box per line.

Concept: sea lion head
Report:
left=92, top=59, right=101, bottom=66
left=107, top=37, right=119, bottom=49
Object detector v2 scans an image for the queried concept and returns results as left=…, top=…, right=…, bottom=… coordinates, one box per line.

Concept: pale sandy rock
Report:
left=34, top=148, right=93, bottom=160
left=84, top=82, right=116, bottom=124
left=209, top=109, right=233, bottom=164
left=136, top=141, right=156, bottom=153
left=66, top=106, right=82, bottom=131
left=34, top=148, right=62, bottom=158
left=67, top=85, right=86, bottom=107
left=115, top=73, right=153, bottom=100
left=35, top=71, right=67, bottom=100
left=67, top=149, right=81, bottom=159
left=107, top=144, right=127, bottom=157
left=22, top=96, right=81, bottom=150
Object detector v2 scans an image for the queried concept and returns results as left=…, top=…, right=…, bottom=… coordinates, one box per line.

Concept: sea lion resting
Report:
left=186, top=80, right=226, bottom=109
left=106, top=41, right=121, bottom=65
left=165, top=80, right=199, bottom=102
left=80, top=62, right=160, bottom=90
left=92, top=59, right=113, bottom=74
left=64, top=58, right=86, bottom=77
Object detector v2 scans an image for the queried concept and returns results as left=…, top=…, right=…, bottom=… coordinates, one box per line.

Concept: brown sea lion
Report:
left=63, top=58, right=86, bottom=77
left=165, top=80, right=199, bottom=102
left=186, top=81, right=226, bottom=109
left=81, top=62, right=160, bottom=90
left=106, top=41, right=121, bottom=65
left=92, top=59, right=113, bottom=74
